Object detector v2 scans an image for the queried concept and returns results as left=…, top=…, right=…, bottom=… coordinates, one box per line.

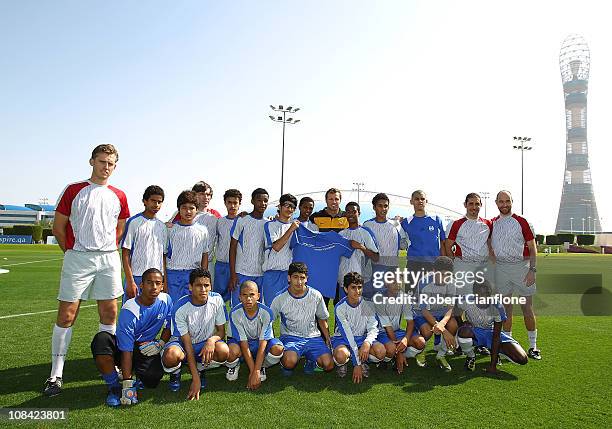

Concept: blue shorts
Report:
left=213, top=261, right=231, bottom=302
left=472, top=327, right=518, bottom=348
left=261, top=270, right=288, bottom=306
left=376, top=329, right=407, bottom=345
left=164, top=339, right=227, bottom=363
left=280, top=335, right=331, bottom=362
left=231, top=274, right=263, bottom=307
left=227, top=337, right=282, bottom=356
left=331, top=335, right=379, bottom=350
left=166, top=269, right=191, bottom=303
left=122, top=275, right=142, bottom=304
left=414, top=312, right=447, bottom=332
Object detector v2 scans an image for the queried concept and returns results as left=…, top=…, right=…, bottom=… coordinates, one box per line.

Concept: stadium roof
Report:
left=25, top=204, right=56, bottom=211
left=0, top=204, right=35, bottom=211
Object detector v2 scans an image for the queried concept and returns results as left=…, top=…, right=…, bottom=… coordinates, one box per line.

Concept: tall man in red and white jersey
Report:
left=490, top=190, right=541, bottom=360
left=43, top=144, right=130, bottom=396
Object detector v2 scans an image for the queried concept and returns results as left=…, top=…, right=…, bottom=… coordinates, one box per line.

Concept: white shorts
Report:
left=494, top=261, right=536, bottom=297
left=58, top=250, right=123, bottom=302
left=453, top=259, right=493, bottom=295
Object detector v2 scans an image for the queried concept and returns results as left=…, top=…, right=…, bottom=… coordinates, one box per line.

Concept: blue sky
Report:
left=1, top=1, right=610, bottom=233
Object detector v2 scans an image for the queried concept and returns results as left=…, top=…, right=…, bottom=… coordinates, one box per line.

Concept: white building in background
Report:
left=0, top=204, right=55, bottom=228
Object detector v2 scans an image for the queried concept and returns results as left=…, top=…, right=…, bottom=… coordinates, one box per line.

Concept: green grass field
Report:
left=0, top=245, right=611, bottom=428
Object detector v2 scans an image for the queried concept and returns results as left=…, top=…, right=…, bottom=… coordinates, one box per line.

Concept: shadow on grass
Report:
left=1, top=351, right=520, bottom=409
left=400, top=351, right=518, bottom=394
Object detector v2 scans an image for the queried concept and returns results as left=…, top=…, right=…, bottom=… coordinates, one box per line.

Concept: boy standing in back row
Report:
left=121, top=185, right=168, bottom=302
left=213, top=189, right=242, bottom=302
left=229, top=188, right=269, bottom=307
left=400, top=190, right=447, bottom=289
left=166, top=191, right=210, bottom=303
left=262, top=193, right=300, bottom=305
left=44, top=144, right=130, bottom=397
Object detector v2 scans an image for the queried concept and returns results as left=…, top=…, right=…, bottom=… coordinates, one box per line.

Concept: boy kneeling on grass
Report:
left=332, top=272, right=386, bottom=383
left=226, top=280, right=284, bottom=390
left=456, top=278, right=528, bottom=373
left=90, top=268, right=172, bottom=407
left=161, top=269, right=231, bottom=400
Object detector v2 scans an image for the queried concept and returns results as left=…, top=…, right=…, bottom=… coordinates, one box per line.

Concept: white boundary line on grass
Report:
left=0, top=304, right=97, bottom=319
left=0, top=258, right=63, bottom=267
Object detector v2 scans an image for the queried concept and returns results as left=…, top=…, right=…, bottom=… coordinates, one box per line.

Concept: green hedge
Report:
left=576, top=234, right=595, bottom=245
left=535, top=234, right=545, bottom=245
left=42, top=228, right=54, bottom=242
left=557, top=233, right=575, bottom=244
left=545, top=235, right=560, bottom=245
left=0, top=225, right=44, bottom=242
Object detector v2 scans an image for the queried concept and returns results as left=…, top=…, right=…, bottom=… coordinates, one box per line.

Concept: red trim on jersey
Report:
left=56, top=181, right=89, bottom=217
left=512, top=214, right=534, bottom=241
left=56, top=182, right=90, bottom=250
left=209, top=208, right=222, bottom=219
left=512, top=214, right=534, bottom=258
left=108, top=185, right=130, bottom=220
left=448, top=217, right=467, bottom=258
left=481, top=217, right=493, bottom=238
left=448, top=217, right=467, bottom=241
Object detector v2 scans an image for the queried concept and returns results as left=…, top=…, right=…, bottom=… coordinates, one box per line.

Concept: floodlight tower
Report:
left=269, top=105, right=300, bottom=196
left=555, top=35, right=601, bottom=233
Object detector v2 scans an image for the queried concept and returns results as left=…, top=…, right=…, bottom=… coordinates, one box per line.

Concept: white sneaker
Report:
left=226, top=364, right=240, bottom=381
left=260, top=367, right=267, bottom=382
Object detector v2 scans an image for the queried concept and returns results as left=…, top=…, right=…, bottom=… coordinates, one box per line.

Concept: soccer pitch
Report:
left=0, top=245, right=610, bottom=428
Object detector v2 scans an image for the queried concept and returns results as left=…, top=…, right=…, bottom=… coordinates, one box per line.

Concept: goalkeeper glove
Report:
left=120, top=379, right=138, bottom=405
left=139, top=339, right=166, bottom=356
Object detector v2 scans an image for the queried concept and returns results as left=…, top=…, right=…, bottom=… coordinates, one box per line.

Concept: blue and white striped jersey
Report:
left=362, top=218, right=408, bottom=267
left=298, top=219, right=319, bottom=232
left=333, top=297, right=378, bottom=365
left=215, top=216, right=239, bottom=263
left=232, top=215, right=267, bottom=277
left=416, top=280, right=457, bottom=315
left=373, top=293, right=414, bottom=332
left=270, top=287, right=328, bottom=338
left=195, top=212, right=218, bottom=263
left=166, top=223, right=209, bottom=270
left=229, top=302, right=274, bottom=341
left=338, top=226, right=379, bottom=284
left=262, top=219, right=294, bottom=272
left=172, top=292, right=227, bottom=344
left=456, top=301, right=506, bottom=329
left=117, top=293, right=173, bottom=352
left=121, top=213, right=168, bottom=276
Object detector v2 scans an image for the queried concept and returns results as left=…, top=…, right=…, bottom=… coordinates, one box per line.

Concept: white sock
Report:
left=333, top=356, right=347, bottom=367
left=504, top=330, right=512, bottom=338
left=50, top=325, right=73, bottom=380
left=225, top=358, right=240, bottom=369
left=263, top=352, right=282, bottom=368
left=98, top=323, right=116, bottom=335
left=527, top=330, right=537, bottom=349
left=204, top=359, right=225, bottom=369
left=457, top=337, right=475, bottom=358
left=404, top=346, right=420, bottom=358
left=383, top=356, right=393, bottom=363
left=367, top=354, right=381, bottom=363
left=436, top=340, right=447, bottom=358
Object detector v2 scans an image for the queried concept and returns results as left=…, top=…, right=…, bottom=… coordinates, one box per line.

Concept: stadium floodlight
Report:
left=512, top=136, right=534, bottom=214
left=269, top=104, right=301, bottom=195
